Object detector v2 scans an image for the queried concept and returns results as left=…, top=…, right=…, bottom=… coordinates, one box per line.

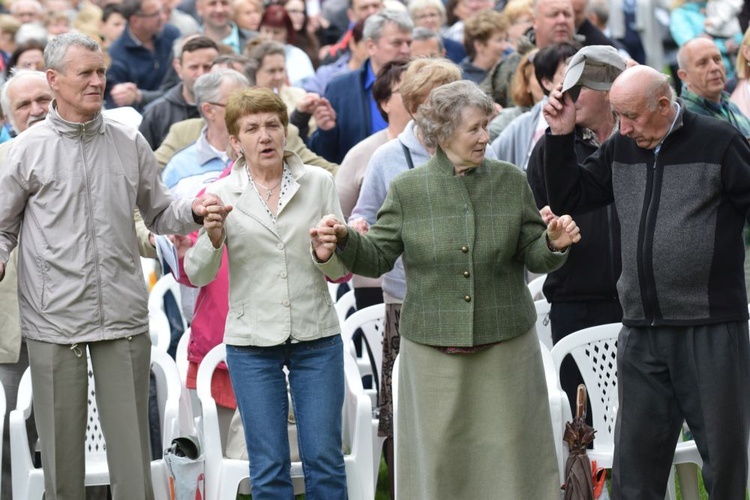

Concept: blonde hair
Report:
left=737, top=26, right=750, bottom=80
left=399, top=57, right=462, bottom=115
left=503, top=0, right=533, bottom=24
left=510, top=49, right=538, bottom=107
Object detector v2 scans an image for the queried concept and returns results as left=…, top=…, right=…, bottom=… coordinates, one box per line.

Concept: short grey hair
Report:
left=44, top=32, right=101, bottom=72
left=9, top=0, right=43, bottom=16
left=407, top=0, right=445, bottom=24
left=194, top=68, right=249, bottom=118
left=645, top=73, right=676, bottom=111
left=411, top=26, right=443, bottom=51
left=416, top=80, right=493, bottom=149
left=14, top=22, right=47, bottom=45
left=1, top=69, right=47, bottom=132
left=363, top=9, right=413, bottom=42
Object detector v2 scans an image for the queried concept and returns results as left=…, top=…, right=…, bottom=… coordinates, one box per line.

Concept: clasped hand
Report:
left=310, top=214, right=348, bottom=262
left=192, top=194, right=233, bottom=248
left=541, top=205, right=582, bottom=249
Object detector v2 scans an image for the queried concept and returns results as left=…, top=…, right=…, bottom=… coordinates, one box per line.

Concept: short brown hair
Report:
left=463, top=9, right=508, bottom=60
left=225, top=87, right=288, bottom=137
left=400, top=58, right=461, bottom=115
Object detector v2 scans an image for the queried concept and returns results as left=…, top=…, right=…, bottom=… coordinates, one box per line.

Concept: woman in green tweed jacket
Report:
left=311, top=80, right=581, bottom=499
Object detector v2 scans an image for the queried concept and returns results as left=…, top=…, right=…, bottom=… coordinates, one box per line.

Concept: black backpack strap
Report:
left=400, top=140, right=415, bottom=170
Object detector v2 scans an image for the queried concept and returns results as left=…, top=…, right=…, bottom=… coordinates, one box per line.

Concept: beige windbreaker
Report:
left=184, top=152, right=349, bottom=347
left=0, top=103, right=199, bottom=344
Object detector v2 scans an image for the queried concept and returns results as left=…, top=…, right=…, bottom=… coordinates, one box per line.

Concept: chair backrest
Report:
left=340, top=304, right=385, bottom=408
left=335, top=289, right=357, bottom=326
left=527, top=274, right=547, bottom=301
left=535, top=299, right=553, bottom=351
left=83, top=347, right=182, bottom=460
left=148, top=274, right=187, bottom=352
left=538, top=341, right=567, bottom=484
left=550, top=323, right=622, bottom=451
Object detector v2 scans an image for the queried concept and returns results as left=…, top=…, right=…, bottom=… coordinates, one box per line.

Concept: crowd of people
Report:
left=0, top=0, right=748, bottom=497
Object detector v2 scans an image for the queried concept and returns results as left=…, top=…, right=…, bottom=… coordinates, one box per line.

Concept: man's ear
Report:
left=676, top=68, right=687, bottom=82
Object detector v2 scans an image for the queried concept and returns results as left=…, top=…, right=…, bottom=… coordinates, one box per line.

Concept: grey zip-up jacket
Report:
left=0, top=102, right=199, bottom=344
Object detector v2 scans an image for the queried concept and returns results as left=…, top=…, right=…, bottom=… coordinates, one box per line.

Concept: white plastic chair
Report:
left=10, top=347, right=181, bottom=500
left=550, top=323, right=702, bottom=500
left=535, top=299, right=553, bottom=351
left=175, top=330, right=198, bottom=436
left=340, top=304, right=386, bottom=486
left=0, top=381, right=7, bottom=495
left=527, top=274, right=547, bottom=301
left=196, top=343, right=374, bottom=500
left=334, top=289, right=357, bottom=326
left=392, top=354, right=400, bottom=499
left=148, top=274, right=187, bottom=352
left=539, top=341, right=568, bottom=485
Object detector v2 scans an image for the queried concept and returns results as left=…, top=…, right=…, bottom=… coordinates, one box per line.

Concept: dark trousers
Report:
left=550, top=300, right=622, bottom=422
left=611, top=323, right=750, bottom=499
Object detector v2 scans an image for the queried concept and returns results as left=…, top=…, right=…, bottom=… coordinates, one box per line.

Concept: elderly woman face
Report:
left=256, top=53, right=287, bottom=89
left=412, top=6, right=442, bottom=31
left=441, top=105, right=490, bottom=169
left=232, top=111, right=288, bottom=170
left=17, top=48, right=44, bottom=71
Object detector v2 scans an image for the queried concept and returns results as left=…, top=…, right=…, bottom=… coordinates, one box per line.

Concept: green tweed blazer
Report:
left=338, top=148, right=568, bottom=347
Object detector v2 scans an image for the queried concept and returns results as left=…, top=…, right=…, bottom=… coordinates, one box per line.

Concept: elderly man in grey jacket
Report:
left=0, top=33, right=231, bottom=500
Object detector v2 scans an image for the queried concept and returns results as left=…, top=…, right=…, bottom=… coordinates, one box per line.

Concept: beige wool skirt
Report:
left=396, top=328, right=561, bottom=500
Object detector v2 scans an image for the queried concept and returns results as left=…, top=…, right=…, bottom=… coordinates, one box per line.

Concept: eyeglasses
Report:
left=207, top=102, right=227, bottom=107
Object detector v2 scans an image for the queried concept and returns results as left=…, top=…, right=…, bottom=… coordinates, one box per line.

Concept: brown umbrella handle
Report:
left=576, top=384, right=587, bottom=420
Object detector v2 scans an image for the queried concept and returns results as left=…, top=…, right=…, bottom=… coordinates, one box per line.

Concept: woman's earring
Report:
left=239, top=147, right=245, bottom=156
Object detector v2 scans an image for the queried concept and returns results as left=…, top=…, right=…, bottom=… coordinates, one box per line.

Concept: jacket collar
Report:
left=226, top=149, right=307, bottom=194
left=430, top=146, right=488, bottom=177
left=47, top=100, right=106, bottom=138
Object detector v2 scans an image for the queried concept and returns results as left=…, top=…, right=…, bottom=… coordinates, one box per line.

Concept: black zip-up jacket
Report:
left=544, top=105, right=750, bottom=327
left=527, top=126, right=621, bottom=303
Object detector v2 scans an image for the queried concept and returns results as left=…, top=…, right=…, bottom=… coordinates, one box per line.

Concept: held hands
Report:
left=545, top=208, right=581, bottom=251
left=192, top=194, right=233, bottom=249
left=349, top=217, right=369, bottom=235
left=542, top=84, right=576, bottom=136
left=310, top=214, right=348, bottom=262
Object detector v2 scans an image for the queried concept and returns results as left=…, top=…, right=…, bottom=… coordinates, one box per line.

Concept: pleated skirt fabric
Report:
left=396, top=328, right=561, bottom=500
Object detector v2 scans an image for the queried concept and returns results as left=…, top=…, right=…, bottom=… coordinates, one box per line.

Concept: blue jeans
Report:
left=226, top=335, right=348, bottom=500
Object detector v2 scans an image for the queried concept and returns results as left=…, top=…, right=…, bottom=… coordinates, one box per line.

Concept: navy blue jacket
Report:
left=308, top=62, right=371, bottom=164
left=105, top=24, right=181, bottom=109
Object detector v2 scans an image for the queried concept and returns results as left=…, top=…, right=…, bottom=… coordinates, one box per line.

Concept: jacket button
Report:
left=282, top=299, right=290, bottom=307
left=464, top=295, right=471, bottom=302
left=461, top=245, right=468, bottom=253
left=280, top=271, right=287, bottom=279
left=277, top=243, right=284, bottom=250
left=463, top=271, right=470, bottom=278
